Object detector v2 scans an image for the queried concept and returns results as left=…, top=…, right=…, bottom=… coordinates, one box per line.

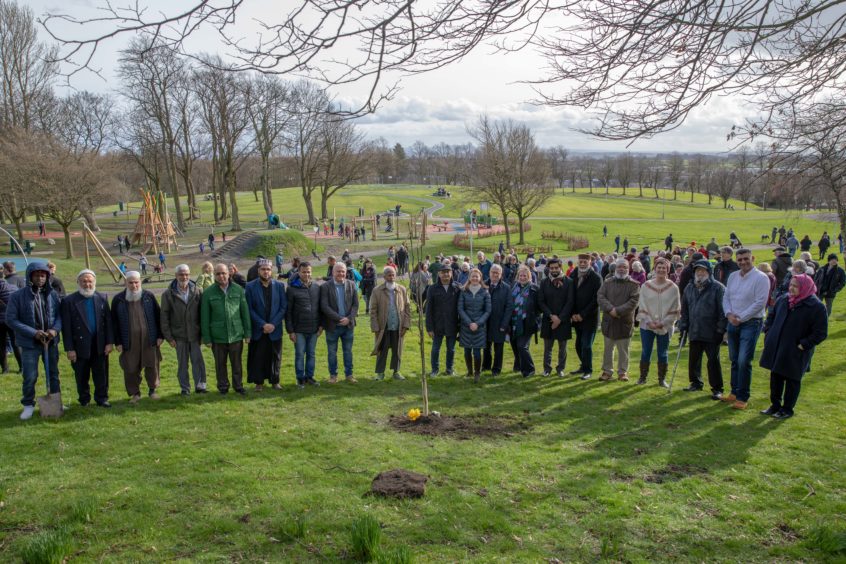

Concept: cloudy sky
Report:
left=30, top=0, right=751, bottom=153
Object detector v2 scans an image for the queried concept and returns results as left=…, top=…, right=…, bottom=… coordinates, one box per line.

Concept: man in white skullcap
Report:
left=61, top=269, right=115, bottom=407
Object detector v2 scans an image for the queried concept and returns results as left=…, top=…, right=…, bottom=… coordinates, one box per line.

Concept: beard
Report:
left=385, top=281, right=396, bottom=290
left=125, top=289, right=142, bottom=302
left=78, top=286, right=96, bottom=298
left=614, top=272, right=628, bottom=280
left=694, top=275, right=709, bottom=286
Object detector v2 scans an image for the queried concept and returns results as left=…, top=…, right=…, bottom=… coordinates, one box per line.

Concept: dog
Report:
left=761, top=234, right=771, bottom=242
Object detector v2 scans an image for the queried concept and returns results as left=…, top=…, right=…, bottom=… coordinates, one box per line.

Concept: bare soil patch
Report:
left=643, top=463, right=707, bottom=484
left=387, top=414, right=527, bottom=440
left=369, top=469, right=428, bottom=499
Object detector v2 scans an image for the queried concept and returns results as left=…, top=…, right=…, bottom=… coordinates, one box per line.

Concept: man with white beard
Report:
left=61, top=270, right=114, bottom=407
left=111, top=271, right=163, bottom=404
left=161, top=264, right=207, bottom=395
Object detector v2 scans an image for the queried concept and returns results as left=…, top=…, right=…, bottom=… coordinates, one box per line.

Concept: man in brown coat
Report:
left=369, top=266, right=411, bottom=380
left=597, top=259, right=640, bottom=381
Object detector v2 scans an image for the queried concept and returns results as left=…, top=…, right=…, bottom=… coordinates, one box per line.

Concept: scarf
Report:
left=511, top=283, right=531, bottom=337
left=549, top=272, right=564, bottom=287
left=788, top=274, right=816, bottom=309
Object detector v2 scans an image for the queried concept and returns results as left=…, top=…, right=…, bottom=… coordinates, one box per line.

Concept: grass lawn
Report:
left=1, top=189, right=844, bottom=562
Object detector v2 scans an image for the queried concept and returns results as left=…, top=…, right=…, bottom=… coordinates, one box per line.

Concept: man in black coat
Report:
left=677, top=261, right=726, bottom=399
left=425, top=267, right=461, bottom=377
left=713, top=247, right=739, bottom=286
left=771, top=247, right=793, bottom=288
left=61, top=269, right=114, bottom=407
left=815, top=253, right=846, bottom=316
left=569, top=254, right=602, bottom=380
left=677, top=252, right=703, bottom=297
left=482, top=264, right=513, bottom=376
left=538, top=259, right=575, bottom=377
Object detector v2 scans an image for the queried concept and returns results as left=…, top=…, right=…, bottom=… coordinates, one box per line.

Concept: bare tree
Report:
left=316, top=116, right=370, bottom=219
left=245, top=74, right=291, bottom=218
left=118, top=37, right=187, bottom=231
left=734, top=146, right=754, bottom=210
left=467, top=116, right=516, bottom=248
left=616, top=153, right=633, bottom=196
left=194, top=58, right=251, bottom=231
left=714, top=168, right=736, bottom=209
left=667, top=152, right=684, bottom=200
left=507, top=126, right=551, bottom=244
left=598, top=156, right=614, bottom=195
left=647, top=158, right=664, bottom=199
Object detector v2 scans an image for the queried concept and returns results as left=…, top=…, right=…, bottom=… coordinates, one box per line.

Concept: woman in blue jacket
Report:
left=458, top=268, right=491, bottom=382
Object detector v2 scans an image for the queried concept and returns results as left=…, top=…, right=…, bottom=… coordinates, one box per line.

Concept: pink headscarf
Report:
left=788, top=274, right=817, bottom=309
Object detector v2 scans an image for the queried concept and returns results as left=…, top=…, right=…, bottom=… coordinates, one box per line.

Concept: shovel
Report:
left=37, top=337, right=63, bottom=418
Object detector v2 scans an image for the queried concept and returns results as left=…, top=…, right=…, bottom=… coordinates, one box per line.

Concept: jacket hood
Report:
left=25, top=261, right=52, bottom=290
left=692, top=259, right=713, bottom=275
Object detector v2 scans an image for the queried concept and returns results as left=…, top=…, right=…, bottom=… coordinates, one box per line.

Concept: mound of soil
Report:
left=370, top=469, right=428, bottom=499
left=388, top=414, right=525, bottom=440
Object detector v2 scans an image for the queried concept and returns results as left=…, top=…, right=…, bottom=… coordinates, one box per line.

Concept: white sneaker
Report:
left=20, top=405, right=34, bottom=420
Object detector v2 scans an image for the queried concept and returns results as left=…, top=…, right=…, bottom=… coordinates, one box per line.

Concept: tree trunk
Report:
left=227, top=169, right=241, bottom=231
left=211, top=154, right=220, bottom=222
left=81, top=207, right=100, bottom=231
left=261, top=155, right=273, bottom=217
left=501, top=211, right=511, bottom=248
left=302, top=185, right=317, bottom=224
left=690, top=188, right=695, bottom=203
left=62, top=225, right=74, bottom=259
left=517, top=213, right=526, bottom=245
left=13, top=216, right=23, bottom=242
left=673, top=186, right=677, bottom=200
left=166, top=154, right=186, bottom=232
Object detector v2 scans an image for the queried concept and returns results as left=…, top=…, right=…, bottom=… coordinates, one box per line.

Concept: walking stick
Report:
left=667, top=331, right=687, bottom=394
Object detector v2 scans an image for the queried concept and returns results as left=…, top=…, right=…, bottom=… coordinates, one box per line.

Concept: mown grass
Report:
left=1, top=189, right=843, bottom=562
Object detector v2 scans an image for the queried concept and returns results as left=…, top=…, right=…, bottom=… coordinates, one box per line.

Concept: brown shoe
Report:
left=599, top=371, right=614, bottom=381
left=345, top=376, right=358, bottom=384
left=149, top=391, right=161, bottom=400
left=617, top=372, right=630, bottom=382
left=254, top=384, right=264, bottom=392
left=329, top=376, right=338, bottom=384
left=732, top=400, right=748, bottom=410
left=721, top=393, right=737, bottom=403
left=129, top=394, right=141, bottom=404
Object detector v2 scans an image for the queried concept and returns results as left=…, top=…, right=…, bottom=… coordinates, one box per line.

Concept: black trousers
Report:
left=510, top=334, right=535, bottom=376
left=212, top=341, right=244, bottom=393
left=375, top=330, right=400, bottom=375
left=72, top=347, right=109, bottom=405
left=770, top=372, right=801, bottom=414
left=1, top=322, right=21, bottom=371
left=688, top=340, right=723, bottom=392
left=574, top=324, right=596, bottom=373
left=543, top=338, right=568, bottom=373
left=482, top=340, right=504, bottom=374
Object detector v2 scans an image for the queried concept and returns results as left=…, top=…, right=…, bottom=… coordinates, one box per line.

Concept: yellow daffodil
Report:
left=407, top=408, right=421, bottom=421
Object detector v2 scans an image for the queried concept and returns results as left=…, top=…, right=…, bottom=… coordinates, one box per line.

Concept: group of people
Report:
left=4, top=229, right=837, bottom=422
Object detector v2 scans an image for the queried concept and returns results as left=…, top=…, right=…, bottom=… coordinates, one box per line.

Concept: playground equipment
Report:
left=82, top=223, right=124, bottom=283
left=130, top=189, right=177, bottom=254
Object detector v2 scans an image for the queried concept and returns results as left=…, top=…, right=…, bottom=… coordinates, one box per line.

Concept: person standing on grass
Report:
left=815, top=254, right=846, bottom=316
left=0, top=271, right=18, bottom=373
left=111, top=271, right=163, bottom=404
left=7, top=262, right=62, bottom=420
left=537, top=258, right=575, bottom=378
left=285, top=262, right=323, bottom=388
left=61, top=270, right=114, bottom=408
left=818, top=231, right=831, bottom=260
left=201, top=264, right=251, bottom=396
left=161, top=264, right=207, bottom=396
left=569, top=254, right=602, bottom=381
left=597, top=259, right=640, bottom=382
left=246, top=260, right=287, bottom=391
left=425, top=266, right=461, bottom=378
left=276, top=251, right=285, bottom=276
left=759, top=274, right=828, bottom=420
left=722, top=248, right=771, bottom=410
left=370, top=266, right=411, bottom=381
left=139, top=255, right=148, bottom=276
left=158, top=251, right=166, bottom=270
left=678, top=260, right=727, bottom=399
left=635, top=258, right=680, bottom=388
left=482, top=264, right=513, bottom=377
left=509, top=265, right=540, bottom=378
left=458, top=268, right=491, bottom=383
left=360, top=258, right=377, bottom=314
left=320, top=262, right=359, bottom=384
left=3, top=261, right=25, bottom=289
left=47, top=262, right=66, bottom=298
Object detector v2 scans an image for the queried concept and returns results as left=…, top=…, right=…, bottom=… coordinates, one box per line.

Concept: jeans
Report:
left=326, top=325, right=354, bottom=377
left=639, top=329, right=670, bottom=363
left=21, top=344, right=60, bottom=407
left=430, top=333, right=456, bottom=373
left=510, top=334, right=535, bottom=376
left=824, top=296, right=834, bottom=316
left=294, top=332, right=319, bottom=382
left=726, top=318, right=763, bottom=402
left=574, top=324, right=597, bottom=373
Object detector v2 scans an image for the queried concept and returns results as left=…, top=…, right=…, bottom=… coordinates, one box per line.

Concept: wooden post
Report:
left=83, top=225, right=91, bottom=270
left=372, top=217, right=377, bottom=241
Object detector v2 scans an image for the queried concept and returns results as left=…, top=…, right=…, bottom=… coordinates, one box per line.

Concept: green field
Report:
left=1, top=188, right=844, bottom=562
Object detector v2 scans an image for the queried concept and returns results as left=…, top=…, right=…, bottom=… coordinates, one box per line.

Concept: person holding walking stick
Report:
left=677, top=260, right=727, bottom=399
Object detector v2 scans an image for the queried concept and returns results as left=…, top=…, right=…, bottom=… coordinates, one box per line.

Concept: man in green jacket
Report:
left=201, top=263, right=251, bottom=395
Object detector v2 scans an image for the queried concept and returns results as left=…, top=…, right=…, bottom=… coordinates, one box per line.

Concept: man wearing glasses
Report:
left=722, top=249, right=771, bottom=410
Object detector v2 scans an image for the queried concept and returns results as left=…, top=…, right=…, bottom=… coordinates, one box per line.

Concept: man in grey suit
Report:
left=320, top=262, right=360, bottom=383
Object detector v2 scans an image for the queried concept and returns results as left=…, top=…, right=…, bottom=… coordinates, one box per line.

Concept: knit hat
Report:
left=77, top=269, right=96, bottom=280
left=578, top=253, right=591, bottom=260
